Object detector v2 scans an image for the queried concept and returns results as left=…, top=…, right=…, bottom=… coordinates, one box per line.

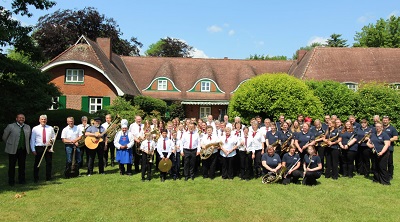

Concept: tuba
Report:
left=105, top=114, right=122, bottom=143
left=262, top=166, right=287, bottom=184
left=200, top=142, right=223, bottom=160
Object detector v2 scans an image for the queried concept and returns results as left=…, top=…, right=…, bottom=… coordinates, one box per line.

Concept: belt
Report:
left=184, top=148, right=197, bottom=151
left=35, top=146, right=47, bottom=148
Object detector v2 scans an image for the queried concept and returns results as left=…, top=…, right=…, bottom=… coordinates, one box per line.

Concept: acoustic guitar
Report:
left=85, top=132, right=104, bottom=149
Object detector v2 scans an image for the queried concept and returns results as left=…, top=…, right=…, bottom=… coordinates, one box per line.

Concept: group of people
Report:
left=2, top=113, right=397, bottom=186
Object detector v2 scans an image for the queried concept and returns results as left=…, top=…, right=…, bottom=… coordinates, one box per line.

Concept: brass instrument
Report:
left=77, top=124, right=89, bottom=148
left=105, top=114, right=122, bottom=143
left=281, top=134, right=293, bottom=153
left=150, top=127, right=161, bottom=142
left=135, top=137, right=144, bottom=156
left=358, top=129, right=372, bottom=144
left=320, top=132, right=339, bottom=147
left=262, top=166, right=287, bottom=184
left=200, top=141, right=223, bottom=160
left=37, top=126, right=59, bottom=168
left=314, top=134, right=326, bottom=145
left=269, top=139, right=281, bottom=150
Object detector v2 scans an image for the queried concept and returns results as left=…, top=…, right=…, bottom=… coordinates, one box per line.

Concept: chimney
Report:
left=297, top=50, right=307, bottom=63
left=96, top=38, right=112, bottom=60
left=224, top=57, right=228, bottom=60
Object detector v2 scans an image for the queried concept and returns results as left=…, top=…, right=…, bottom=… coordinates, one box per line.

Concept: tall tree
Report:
left=354, top=15, right=400, bottom=48
left=247, top=54, right=287, bottom=60
left=0, top=0, right=55, bottom=53
left=145, top=37, right=193, bottom=57
left=325, top=33, right=348, bottom=47
left=32, top=7, right=143, bottom=60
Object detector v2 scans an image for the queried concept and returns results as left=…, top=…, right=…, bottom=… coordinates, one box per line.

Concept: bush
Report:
left=356, top=82, right=400, bottom=128
left=306, top=80, right=358, bottom=120
left=133, top=95, right=167, bottom=116
left=228, top=73, right=324, bottom=124
left=168, top=101, right=185, bottom=121
left=100, top=97, right=144, bottom=124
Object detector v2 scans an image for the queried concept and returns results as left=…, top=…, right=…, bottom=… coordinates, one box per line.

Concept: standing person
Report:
left=206, top=115, right=216, bottom=132
left=248, top=120, right=265, bottom=178
left=238, top=126, right=253, bottom=180
left=223, top=115, right=232, bottom=129
left=85, top=117, right=106, bottom=176
left=338, top=121, right=358, bottom=178
left=322, top=115, right=331, bottom=131
left=140, top=133, right=156, bottom=181
left=382, top=116, right=398, bottom=180
left=157, top=129, right=173, bottom=182
left=281, top=145, right=301, bottom=185
left=171, top=130, right=182, bottom=180
left=181, top=122, right=200, bottom=180
left=200, top=125, right=220, bottom=179
left=77, top=116, right=90, bottom=168
left=313, top=119, right=326, bottom=172
left=265, top=122, right=282, bottom=155
left=294, top=123, right=315, bottom=161
left=219, top=127, right=238, bottom=179
left=357, top=119, right=373, bottom=177
left=114, top=119, right=135, bottom=176
left=31, top=115, right=56, bottom=182
left=129, top=115, right=145, bottom=173
left=276, top=115, right=285, bottom=131
left=2, top=114, right=31, bottom=186
left=324, top=120, right=341, bottom=180
left=280, top=122, right=293, bottom=155
left=61, top=117, right=82, bottom=178
left=367, top=122, right=391, bottom=185
left=349, top=115, right=361, bottom=129
left=102, top=114, right=116, bottom=167
left=302, top=146, right=322, bottom=186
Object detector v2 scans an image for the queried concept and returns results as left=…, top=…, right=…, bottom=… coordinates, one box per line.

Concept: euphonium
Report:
left=262, top=166, right=287, bottom=184
left=200, top=141, right=223, bottom=160
left=105, top=114, right=122, bottom=143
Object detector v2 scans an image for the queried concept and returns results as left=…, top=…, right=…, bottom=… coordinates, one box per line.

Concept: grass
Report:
left=0, top=141, right=399, bottom=221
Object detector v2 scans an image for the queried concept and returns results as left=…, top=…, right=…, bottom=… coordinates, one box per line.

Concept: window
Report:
left=49, top=97, right=59, bottom=110
left=158, top=80, right=167, bottom=90
left=89, top=97, right=103, bottom=114
left=66, top=69, right=84, bottom=83
left=200, top=107, right=211, bottom=119
left=201, top=81, right=210, bottom=92
left=392, top=84, right=400, bottom=90
left=345, top=83, right=358, bottom=92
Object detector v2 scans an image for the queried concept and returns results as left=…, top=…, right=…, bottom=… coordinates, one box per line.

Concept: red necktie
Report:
left=42, top=126, right=46, bottom=144
left=189, top=132, right=193, bottom=149
left=169, top=131, right=171, bottom=140
left=208, top=136, right=212, bottom=140
left=235, top=131, right=239, bottom=136
left=180, top=131, right=183, bottom=139
left=245, top=137, right=248, bottom=147
left=252, top=131, right=256, bottom=138
left=163, top=139, right=166, bottom=150
left=148, top=141, right=150, bottom=152
left=225, top=135, right=229, bottom=143
left=139, top=124, right=141, bottom=132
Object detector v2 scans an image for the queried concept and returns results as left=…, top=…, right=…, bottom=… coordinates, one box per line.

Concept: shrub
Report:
left=133, top=96, right=167, bottom=115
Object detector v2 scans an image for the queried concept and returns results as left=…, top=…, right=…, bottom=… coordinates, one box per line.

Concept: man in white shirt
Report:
left=77, top=116, right=90, bottom=168
left=102, top=114, right=116, bottom=167
left=157, top=129, right=173, bottom=182
left=61, top=117, right=81, bottom=178
left=129, top=115, right=144, bottom=172
left=206, top=115, right=217, bottom=132
left=223, top=115, right=232, bottom=129
left=181, top=122, right=200, bottom=180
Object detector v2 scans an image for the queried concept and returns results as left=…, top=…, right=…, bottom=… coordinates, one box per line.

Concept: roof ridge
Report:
left=300, top=48, right=317, bottom=79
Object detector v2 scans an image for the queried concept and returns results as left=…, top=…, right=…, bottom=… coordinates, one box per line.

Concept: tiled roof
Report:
left=289, top=47, right=400, bottom=83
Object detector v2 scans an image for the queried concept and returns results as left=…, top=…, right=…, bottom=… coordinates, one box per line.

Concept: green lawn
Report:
left=0, top=141, right=398, bottom=222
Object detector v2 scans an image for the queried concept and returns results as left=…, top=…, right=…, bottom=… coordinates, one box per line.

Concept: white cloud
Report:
left=388, top=10, right=399, bottom=18
left=308, top=36, right=328, bottom=46
left=190, top=48, right=209, bottom=58
left=207, top=25, right=222, bottom=33
left=228, top=30, right=235, bottom=36
left=357, top=14, right=374, bottom=23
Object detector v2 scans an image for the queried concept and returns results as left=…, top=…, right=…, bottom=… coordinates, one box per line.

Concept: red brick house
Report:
left=42, top=37, right=400, bottom=118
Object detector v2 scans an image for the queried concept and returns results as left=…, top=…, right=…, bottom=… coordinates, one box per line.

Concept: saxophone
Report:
left=321, top=132, right=339, bottom=147
left=281, top=134, right=293, bottom=153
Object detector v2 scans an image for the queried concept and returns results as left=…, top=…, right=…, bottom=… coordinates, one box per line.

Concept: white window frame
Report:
left=392, top=83, right=400, bottom=90
left=49, top=97, right=59, bottom=110
left=345, top=82, right=358, bottom=92
left=158, top=79, right=167, bottom=90
left=66, top=69, right=84, bottom=83
left=89, top=97, right=103, bottom=114
left=200, top=107, right=211, bottom=119
left=201, top=81, right=211, bottom=92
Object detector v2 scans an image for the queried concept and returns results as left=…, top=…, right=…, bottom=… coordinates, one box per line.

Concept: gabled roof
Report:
left=121, top=56, right=292, bottom=100
left=42, top=35, right=140, bottom=96
left=289, top=47, right=400, bottom=83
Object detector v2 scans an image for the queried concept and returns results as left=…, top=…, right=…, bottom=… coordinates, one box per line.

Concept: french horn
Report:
left=262, top=166, right=287, bottom=184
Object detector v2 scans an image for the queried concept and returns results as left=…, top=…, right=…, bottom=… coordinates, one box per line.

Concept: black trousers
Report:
left=221, top=155, right=235, bottom=179
left=87, top=142, right=105, bottom=174
left=202, top=152, right=218, bottom=179
left=33, top=146, right=52, bottom=181
left=159, top=152, right=169, bottom=180
left=302, top=171, right=321, bottom=185
left=119, top=163, right=132, bottom=175
left=104, top=141, right=115, bottom=165
left=171, top=152, right=181, bottom=178
left=316, top=146, right=325, bottom=172
left=141, top=153, right=153, bottom=179
left=183, top=149, right=197, bottom=178
left=239, top=151, right=252, bottom=179
left=341, top=150, right=357, bottom=177
left=358, top=145, right=372, bottom=176
left=325, top=148, right=339, bottom=179
left=80, top=145, right=89, bottom=168
left=388, top=151, right=394, bottom=179
left=373, top=151, right=390, bottom=185
left=253, top=150, right=262, bottom=178
left=134, top=143, right=141, bottom=172
left=8, top=149, right=27, bottom=184
left=282, top=169, right=302, bottom=185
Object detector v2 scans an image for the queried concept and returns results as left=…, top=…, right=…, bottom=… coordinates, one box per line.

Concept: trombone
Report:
left=37, top=126, right=59, bottom=168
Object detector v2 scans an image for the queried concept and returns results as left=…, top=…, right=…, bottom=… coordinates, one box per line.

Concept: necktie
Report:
left=139, top=124, right=141, bottom=132
left=169, top=131, right=171, bottom=140
left=42, top=126, right=46, bottom=144
left=245, top=136, right=248, bottom=147
left=189, top=132, right=193, bottom=149
left=252, top=131, right=256, bottom=138
left=163, top=139, right=166, bottom=150
left=225, top=135, right=229, bottom=143
left=235, top=131, right=239, bottom=136
left=148, top=141, right=150, bottom=152
left=180, top=131, right=183, bottom=139
left=208, top=136, right=212, bottom=140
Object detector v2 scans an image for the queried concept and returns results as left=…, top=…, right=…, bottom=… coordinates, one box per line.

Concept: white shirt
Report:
left=237, top=134, right=254, bottom=152
left=216, top=128, right=226, bottom=138
left=181, top=130, right=201, bottom=152
left=61, top=125, right=80, bottom=141
left=30, top=125, right=56, bottom=152
left=140, top=139, right=156, bottom=153
left=219, top=134, right=237, bottom=158
left=225, top=122, right=233, bottom=130
left=113, top=130, right=135, bottom=149
left=260, top=126, right=271, bottom=138
left=156, top=137, right=173, bottom=159
left=171, top=138, right=182, bottom=152
left=247, top=129, right=265, bottom=152
left=206, top=121, right=217, bottom=132
left=101, top=122, right=111, bottom=130
left=201, top=134, right=221, bottom=154
left=129, top=122, right=144, bottom=140
left=77, top=123, right=90, bottom=135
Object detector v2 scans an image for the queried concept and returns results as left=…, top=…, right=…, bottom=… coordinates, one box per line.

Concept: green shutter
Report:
left=59, top=96, right=66, bottom=109
left=81, top=96, right=89, bottom=112
left=103, top=97, right=110, bottom=108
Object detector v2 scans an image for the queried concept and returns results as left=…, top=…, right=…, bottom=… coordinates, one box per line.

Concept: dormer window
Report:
left=66, top=69, right=84, bottom=83
left=344, top=82, right=358, bottom=92
left=201, top=81, right=211, bottom=92
left=158, top=79, right=167, bottom=90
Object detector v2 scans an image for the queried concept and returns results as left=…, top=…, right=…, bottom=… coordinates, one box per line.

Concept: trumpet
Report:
left=37, top=126, right=59, bottom=168
left=358, top=129, right=372, bottom=144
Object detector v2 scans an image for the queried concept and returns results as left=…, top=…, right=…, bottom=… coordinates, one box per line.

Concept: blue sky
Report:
left=3, top=0, right=399, bottom=59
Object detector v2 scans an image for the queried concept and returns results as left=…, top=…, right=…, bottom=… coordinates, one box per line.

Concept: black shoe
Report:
left=173, top=176, right=177, bottom=180
left=126, top=173, right=132, bottom=176
left=191, top=177, right=194, bottom=180
left=185, top=177, right=189, bottom=181
left=147, top=178, right=151, bottom=181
